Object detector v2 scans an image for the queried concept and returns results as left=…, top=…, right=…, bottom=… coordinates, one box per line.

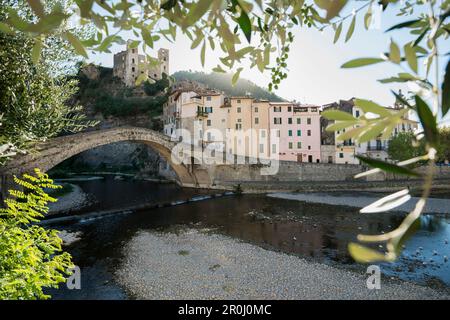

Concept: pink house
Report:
left=269, top=103, right=321, bottom=163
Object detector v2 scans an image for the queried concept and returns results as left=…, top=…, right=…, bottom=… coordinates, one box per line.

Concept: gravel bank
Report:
left=48, top=184, right=89, bottom=214
left=268, top=192, right=450, bottom=214
left=115, top=229, right=449, bottom=300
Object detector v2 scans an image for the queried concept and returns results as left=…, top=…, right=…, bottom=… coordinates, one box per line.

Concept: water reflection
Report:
left=49, top=178, right=450, bottom=299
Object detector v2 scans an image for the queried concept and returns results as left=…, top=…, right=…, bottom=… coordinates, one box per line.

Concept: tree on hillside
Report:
left=0, top=0, right=449, bottom=264
left=172, top=71, right=285, bottom=101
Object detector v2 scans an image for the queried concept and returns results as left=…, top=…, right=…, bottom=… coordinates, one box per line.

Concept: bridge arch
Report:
left=0, top=127, right=208, bottom=189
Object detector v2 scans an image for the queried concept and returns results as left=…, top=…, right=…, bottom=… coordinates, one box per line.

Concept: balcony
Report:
left=196, top=110, right=208, bottom=118
left=366, top=146, right=387, bottom=151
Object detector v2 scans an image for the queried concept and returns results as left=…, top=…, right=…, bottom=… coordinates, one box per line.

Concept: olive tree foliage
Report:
left=0, top=0, right=96, bottom=165
left=1, top=0, right=449, bottom=263
left=0, top=169, right=74, bottom=300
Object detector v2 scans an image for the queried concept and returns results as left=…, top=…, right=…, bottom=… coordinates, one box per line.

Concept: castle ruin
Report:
left=113, top=40, right=169, bottom=87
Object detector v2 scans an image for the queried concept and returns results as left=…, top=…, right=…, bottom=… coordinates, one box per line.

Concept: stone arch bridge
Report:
left=0, top=127, right=214, bottom=201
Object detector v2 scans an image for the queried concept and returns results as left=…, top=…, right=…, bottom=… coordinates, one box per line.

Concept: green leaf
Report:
left=385, top=19, right=421, bottom=32
left=348, top=243, right=388, bottom=263
left=326, top=120, right=358, bottom=132
left=341, top=58, right=385, bottom=68
left=391, top=90, right=413, bottom=110
left=356, top=155, right=420, bottom=177
left=345, top=15, right=356, bottom=42
left=354, top=99, right=391, bottom=117
left=415, top=95, right=438, bottom=146
left=404, top=43, right=418, bottom=73
left=389, top=40, right=401, bottom=63
left=31, top=40, right=42, bottom=65
left=358, top=122, right=387, bottom=143
left=200, top=41, right=206, bottom=67
left=333, top=22, right=342, bottom=43
left=322, top=109, right=357, bottom=121
left=337, top=126, right=366, bottom=141
left=364, top=8, right=372, bottom=30
left=442, top=59, right=450, bottom=117
left=413, top=27, right=429, bottom=47
left=186, top=0, right=212, bottom=26
left=232, top=68, right=243, bottom=86
left=64, top=32, right=88, bottom=58
left=161, top=0, right=178, bottom=10
left=314, top=0, right=348, bottom=20
left=236, top=6, right=252, bottom=43
left=0, top=22, right=13, bottom=34
left=27, top=0, right=44, bottom=17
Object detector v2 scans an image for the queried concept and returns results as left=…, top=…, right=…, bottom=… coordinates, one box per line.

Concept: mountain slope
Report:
left=172, top=71, right=286, bottom=102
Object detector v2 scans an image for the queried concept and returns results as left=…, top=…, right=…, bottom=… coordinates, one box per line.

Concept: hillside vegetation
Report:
left=172, top=71, right=285, bottom=102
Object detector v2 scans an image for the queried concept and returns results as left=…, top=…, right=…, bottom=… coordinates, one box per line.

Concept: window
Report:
left=288, top=130, right=292, bottom=136
left=255, top=107, right=258, bottom=112
left=355, top=110, right=360, bottom=117
left=206, top=96, right=212, bottom=101
left=308, top=145, right=311, bottom=150
left=297, top=130, right=301, bottom=136
left=235, top=123, right=242, bottom=130
left=205, top=107, right=213, bottom=113
left=307, top=130, right=311, bottom=136
left=276, top=130, right=280, bottom=137
left=259, top=144, right=264, bottom=153
left=255, top=117, right=259, bottom=124
left=297, top=118, right=301, bottom=124
left=237, top=99, right=241, bottom=103
left=132, top=67, right=135, bottom=72
left=307, top=118, right=311, bottom=125
left=274, top=106, right=281, bottom=112
left=237, top=107, right=241, bottom=113
left=207, top=120, right=211, bottom=126
left=207, top=132, right=212, bottom=140
left=328, top=156, right=333, bottom=163
left=339, top=153, right=344, bottom=158
left=289, top=142, right=293, bottom=149
left=274, top=117, right=282, bottom=124
left=272, top=144, right=277, bottom=153
left=288, top=118, right=292, bottom=124
left=288, top=106, right=292, bottom=112
left=132, top=49, right=135, bottom=53
left=261, top=130, right=266, bottom=138
left=297, top=142, right=301, bottom=149
left=132, top=58, right=135, bottom=64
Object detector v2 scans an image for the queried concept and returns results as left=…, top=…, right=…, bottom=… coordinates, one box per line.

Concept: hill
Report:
left=172, top=71, right=286, bottom=102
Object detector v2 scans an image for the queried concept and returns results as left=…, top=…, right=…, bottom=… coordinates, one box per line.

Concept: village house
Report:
left=321, top=98, right=419, bottom=164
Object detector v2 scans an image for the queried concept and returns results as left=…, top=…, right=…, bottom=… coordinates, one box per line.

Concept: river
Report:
left=46, top=175, right=450, bottom=299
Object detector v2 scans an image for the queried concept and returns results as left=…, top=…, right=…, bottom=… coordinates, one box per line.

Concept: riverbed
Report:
left=46, top=175, right=450, bottom=299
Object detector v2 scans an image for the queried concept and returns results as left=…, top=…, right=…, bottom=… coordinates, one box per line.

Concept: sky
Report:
left=88, top=2, right=450, bottom=115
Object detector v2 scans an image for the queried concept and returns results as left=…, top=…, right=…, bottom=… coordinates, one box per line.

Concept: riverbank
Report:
left=268, top=192, right=450, bottom=214
left=48, top=183, right=90, bottom=214
left=115, top=228, right=449, bottom=300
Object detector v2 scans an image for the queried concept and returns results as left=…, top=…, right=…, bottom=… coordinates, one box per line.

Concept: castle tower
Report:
left=158, top=48, right=169, bottom=77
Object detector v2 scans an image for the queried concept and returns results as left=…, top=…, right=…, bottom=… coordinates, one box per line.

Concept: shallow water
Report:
left=47, top=177, right=450, bottom=299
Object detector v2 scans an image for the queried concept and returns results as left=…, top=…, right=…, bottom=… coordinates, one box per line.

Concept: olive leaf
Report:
left=360, top=189, right=411, bottom=213
left=348, top=243, right=389, bottom=263
left=322, top=109, right=357, bottom=121
left=442, top=59, right=450, bottom=117
left=341, top=58, right=385, bottom=68
left=356, top=156, right=420, bottom=177
left=404, top=43, right=418, bottom=73
left=333, top=22, right=342, bottom=43
left=345, top=15, right=356, bottom=42
left=415, top=95, right=438, bottom=146
left=354, top=99, right=392, bottom=117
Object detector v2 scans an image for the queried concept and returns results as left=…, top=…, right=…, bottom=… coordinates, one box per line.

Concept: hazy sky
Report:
left=88, top=3, right=449, bottom=115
